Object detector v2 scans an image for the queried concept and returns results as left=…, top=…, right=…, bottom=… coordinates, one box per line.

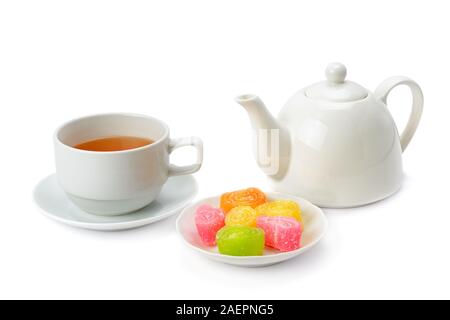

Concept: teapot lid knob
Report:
left=304, top=62, right=368, bottom=102
left=326, top=62, right=347, bottom=84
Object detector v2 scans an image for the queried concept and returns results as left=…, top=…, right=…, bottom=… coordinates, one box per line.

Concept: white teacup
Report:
left=54, top=113, right=203, bottom=216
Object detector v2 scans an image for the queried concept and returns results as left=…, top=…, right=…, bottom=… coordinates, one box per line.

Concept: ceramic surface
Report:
left=54, top=113, right=203, bottom=215
left=236, top=63, right=423, bottom=207
left=34, top=174, right=198, bottom=231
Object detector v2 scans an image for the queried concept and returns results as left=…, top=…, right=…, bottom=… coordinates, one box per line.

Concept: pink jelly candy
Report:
left=195, top=204, right=225, bottom=246
left=256, top=216, right=302, bottom=252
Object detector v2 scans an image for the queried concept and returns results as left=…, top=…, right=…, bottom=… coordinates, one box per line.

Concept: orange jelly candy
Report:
left=220, top=187, right=267, bottom=213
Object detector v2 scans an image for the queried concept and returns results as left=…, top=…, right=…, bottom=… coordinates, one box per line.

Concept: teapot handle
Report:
left=374, top=76, right=423, bottom=152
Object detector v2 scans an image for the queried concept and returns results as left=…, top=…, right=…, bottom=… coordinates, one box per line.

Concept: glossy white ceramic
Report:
left=34, top=173, right=198, bottom=231
left=54, top=113, right=203, bottom=215
left=176, top=192, right=327, bottom=267
left=236, top=63, right=423, bottom=208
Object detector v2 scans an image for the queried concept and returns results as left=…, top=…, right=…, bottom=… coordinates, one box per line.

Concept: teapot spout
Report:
left=235, top=94, right=290, bottom=178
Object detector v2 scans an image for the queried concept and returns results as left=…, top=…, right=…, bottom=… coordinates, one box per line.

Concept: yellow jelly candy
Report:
left=256, top=200, right=302, bottom=223
left=225, top=206, right=258, bottom=227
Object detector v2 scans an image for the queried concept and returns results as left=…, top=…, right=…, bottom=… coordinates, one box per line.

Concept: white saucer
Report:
left=176, top=192, right=328, bottom=267
left=34, top=174, right=198, bottom=231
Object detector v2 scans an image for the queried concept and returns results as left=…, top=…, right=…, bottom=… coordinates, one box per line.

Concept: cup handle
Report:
left=374, top=76, right=424, bottom=152
left=168, top=137, right=203, bottom=176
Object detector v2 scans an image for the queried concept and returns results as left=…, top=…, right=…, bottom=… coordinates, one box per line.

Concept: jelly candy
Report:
left=220, top=187, right=267, bottom=213
left=195, top=204, right=225, bottom=246
left=256, top=216, right=302, bottom=252
left=255, top=200, right=302, bottom=223
left=216, top=226, right=265, bottom=256
left=225, top=206, right=258, bottom=227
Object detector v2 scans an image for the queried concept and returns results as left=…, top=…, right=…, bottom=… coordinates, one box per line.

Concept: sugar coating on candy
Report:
left=216, top=226, right=265, bottom=256
left=225, top=206, right=258, bottom=227
left=195, top=204, right=225, bottom=246
left=256, top=216, right=302, bottom=252
left=220, top=187, right=267, bottom=213
left=255, top=200, right=302, bottom=223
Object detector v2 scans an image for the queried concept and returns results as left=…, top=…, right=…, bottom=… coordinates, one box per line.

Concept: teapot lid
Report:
left=305, top=63, right=368, bottom=102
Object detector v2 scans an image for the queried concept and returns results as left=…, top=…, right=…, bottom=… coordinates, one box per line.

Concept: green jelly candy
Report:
left=216, top=226, right=265, bottom=256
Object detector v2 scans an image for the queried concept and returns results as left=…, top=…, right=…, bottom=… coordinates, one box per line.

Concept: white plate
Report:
left=176, top=192, right=328, bottom=267
left=34, top=174, right=198, bottom=231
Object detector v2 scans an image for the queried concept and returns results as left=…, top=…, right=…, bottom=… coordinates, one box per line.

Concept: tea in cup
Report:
left=54, top=113, right=203, bottom=216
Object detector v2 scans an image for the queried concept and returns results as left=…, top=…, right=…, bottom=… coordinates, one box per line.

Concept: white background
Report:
left=0, top=0, right=449, bottom=300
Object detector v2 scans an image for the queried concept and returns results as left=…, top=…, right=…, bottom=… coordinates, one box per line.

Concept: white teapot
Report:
left=236, top=63, right=423, bottom=208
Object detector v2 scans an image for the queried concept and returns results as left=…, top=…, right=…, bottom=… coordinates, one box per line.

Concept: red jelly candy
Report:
left=256, top=216, right=302, bottom=252
left=195, top=204, right=225, bottom=246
